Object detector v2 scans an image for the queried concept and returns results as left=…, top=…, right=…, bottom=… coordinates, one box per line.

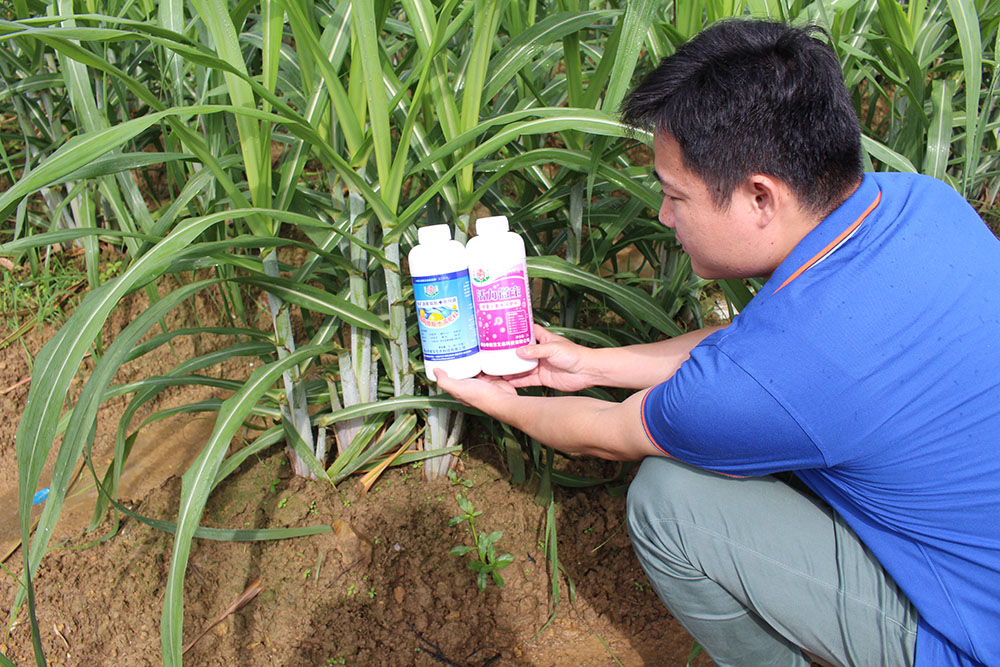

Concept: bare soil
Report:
left=0, top=268, right=708, bottom=666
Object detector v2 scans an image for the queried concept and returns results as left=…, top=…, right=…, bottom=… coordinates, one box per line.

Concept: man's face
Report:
left=652, top=132, right=764, bottom=279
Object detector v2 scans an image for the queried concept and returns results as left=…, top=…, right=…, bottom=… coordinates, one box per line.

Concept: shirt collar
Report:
left=765, top=174, right=882, bottom=295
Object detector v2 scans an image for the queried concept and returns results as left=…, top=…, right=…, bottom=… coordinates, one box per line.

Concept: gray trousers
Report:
left=626, top=456, right=918, bottom=667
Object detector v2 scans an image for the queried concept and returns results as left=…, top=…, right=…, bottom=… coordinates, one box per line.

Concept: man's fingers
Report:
left=504, top=374, right=538, bottom=388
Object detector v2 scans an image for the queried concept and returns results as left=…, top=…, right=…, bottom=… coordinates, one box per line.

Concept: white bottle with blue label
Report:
left=409, top=224, right=481, bottom=382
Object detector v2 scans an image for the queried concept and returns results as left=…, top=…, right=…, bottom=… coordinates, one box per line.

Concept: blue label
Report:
left=414, top=269, right=479, bottom=361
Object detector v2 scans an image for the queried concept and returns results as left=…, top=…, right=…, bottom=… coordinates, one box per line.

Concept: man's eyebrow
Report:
left=653, top=169, right=680, bottom=194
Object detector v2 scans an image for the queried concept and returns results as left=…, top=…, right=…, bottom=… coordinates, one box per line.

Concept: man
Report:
left=436, top=19, right=1000, bottom=667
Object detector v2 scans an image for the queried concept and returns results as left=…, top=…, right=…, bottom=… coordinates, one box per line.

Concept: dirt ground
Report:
left=0, top=274, right=710, bottom=666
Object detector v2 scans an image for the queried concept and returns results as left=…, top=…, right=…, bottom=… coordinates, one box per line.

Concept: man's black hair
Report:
left=621, top=19, right=864, bottom=216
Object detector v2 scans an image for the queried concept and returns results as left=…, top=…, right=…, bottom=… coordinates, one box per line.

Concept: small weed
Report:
left=447, top=469, right=474, bottom=488
left=633, top=580, right=651, bottom=593
left=303, top=569, right=312, bottom=580
left=347, top=584, right=356, bottom=596
left=269, top=478, right=280, bottom=493
left=277, top=497, right=288, bottom=509
left=686, top=641, right=704, bottom=666
left=367, top=586, right=376, bottom=599
left=449, top=492, right=514, bottom=591
left=1, top=254, right=86, bottom=335
left=309, top=500, right=318, bottom=516
left=324, top=658, right=346, bottom=666
left=99, top=259, right=123, bottom=282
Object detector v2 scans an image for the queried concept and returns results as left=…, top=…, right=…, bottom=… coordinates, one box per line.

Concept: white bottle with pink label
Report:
left=466, top=216, right=538, bottom=376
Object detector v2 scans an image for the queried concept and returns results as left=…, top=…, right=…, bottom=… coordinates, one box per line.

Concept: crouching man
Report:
left=438, top=18, right=1000, bottom=667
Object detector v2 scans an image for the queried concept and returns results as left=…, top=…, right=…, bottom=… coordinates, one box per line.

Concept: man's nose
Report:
left=658, top=201, right=675, bottom=228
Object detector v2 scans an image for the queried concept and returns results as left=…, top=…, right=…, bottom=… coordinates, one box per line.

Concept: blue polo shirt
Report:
left=642, top=173, right=1000, bottom=666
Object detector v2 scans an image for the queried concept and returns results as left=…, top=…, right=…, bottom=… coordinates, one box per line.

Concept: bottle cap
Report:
left=417, top=224, right=452, bottom=245
left=475, top=215, right=509, bottom=235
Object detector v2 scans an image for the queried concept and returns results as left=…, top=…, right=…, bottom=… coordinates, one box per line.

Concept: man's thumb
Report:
left=516, top=342, right=548, bottom=359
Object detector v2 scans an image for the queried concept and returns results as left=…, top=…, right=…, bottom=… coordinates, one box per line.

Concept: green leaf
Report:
left=55, top=151, right=194, bottom=184
left=495, top=553, right=514, bottom=567
left=861, top=134, right=918, bottom=173
left=944, top=0, right=982, bottom=196
left=0, top=227, right=159, bottom=253
left=598, top=0, right=657, bottom=113
left=351, top=0, right=393, bottom=189
left=527, top=255, right=683, bottom=336
left=236, top=275, right=391, bottom=336
left=189, top=0, right=270, bottom=217
left=924, top=79, right=956, bottom=180
left=457, top=493, right=474, bottom=513
left=483, top=11, right=617, bottom=102
left=316, top=394, right=479, bottom=426
left=0, top=112, right=162, bottom=220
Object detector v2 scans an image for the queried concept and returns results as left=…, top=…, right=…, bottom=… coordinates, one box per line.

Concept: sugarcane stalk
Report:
left=263, top=249, right=317, bottom=478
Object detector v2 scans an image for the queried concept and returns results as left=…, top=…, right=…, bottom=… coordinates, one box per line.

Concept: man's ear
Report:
left=742, top=174, right=785, bottom=229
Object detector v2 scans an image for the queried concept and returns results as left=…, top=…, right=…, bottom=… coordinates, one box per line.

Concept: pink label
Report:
left=471, top=265, right=533, bottom=350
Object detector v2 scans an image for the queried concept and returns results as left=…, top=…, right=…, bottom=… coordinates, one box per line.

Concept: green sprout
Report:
left=448, top=492, right=514, bottom=591
left=447, top=469, right=474, bottom=488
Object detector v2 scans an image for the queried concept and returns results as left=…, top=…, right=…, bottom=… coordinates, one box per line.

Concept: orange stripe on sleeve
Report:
left=640, top=389, right=672, bottom=457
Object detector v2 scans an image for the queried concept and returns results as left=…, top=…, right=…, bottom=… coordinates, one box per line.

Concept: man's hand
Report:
left=435, top=369, right=518, bottom=413
left=502, top=325, right=599, bottom=392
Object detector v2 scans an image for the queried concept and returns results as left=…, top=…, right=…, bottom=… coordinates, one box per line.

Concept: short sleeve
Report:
left=641, top=343, right=827, bottom=476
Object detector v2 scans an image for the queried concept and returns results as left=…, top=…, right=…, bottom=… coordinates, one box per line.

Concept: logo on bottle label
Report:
left=472, top=268, right=489, bottom=285
left=472, top=264, right=533, bottom=350
left=413, top=270, right=479, bottom=361
left=418, top=298, right=460, bottom=328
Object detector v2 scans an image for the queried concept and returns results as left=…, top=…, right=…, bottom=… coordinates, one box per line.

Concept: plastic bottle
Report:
left=408, top=224, right=481, bottom=382
left=466, top=216, right=538, bottom=376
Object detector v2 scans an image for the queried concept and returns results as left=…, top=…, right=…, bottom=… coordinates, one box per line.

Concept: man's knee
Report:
left=627, top=455, right=703, bottom=516
left=626, top=456, right=702, bottom=548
